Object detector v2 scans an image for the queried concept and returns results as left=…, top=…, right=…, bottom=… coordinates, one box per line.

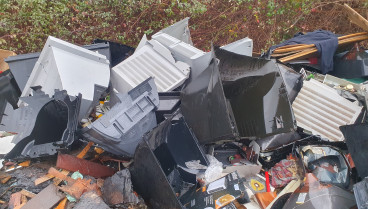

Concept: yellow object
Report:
left=215, top=194, right=235, bottom=209
left=94, top=147, right=104, bottom=154
left=250, top=179, right=265, bottom=192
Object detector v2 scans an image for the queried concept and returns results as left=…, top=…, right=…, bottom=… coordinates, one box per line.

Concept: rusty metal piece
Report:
left=56, top=154, right=115, bottom=178
left=21, top=184, right=65, bottom=209
left=49, top=167, right=101, bottom=199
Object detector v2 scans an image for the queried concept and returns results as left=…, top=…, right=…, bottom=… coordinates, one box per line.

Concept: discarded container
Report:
left=293, top=79, right=362, bottom=141
left=81, top=77, right=159, bottom=157
left=130, top=115, right=209, bottom=209
left=2, top=89, right=81, bottom=159
left=20, top=36, right=110, bottom=120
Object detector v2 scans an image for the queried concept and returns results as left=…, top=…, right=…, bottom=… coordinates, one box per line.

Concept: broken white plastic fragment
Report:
left=20, top=36, right=110, bottom=119
left=220, top=37, right=253, bottom=56
left=154, top=17, right=193, bottom=45
left=111, top=40, right=190, bottom=93
left=292, top=79, right=362, bottom=141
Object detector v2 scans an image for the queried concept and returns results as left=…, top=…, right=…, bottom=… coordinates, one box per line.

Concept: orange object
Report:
left=19, top=160, right=31, bottom=167
left=55, top=197, right=68, bottom=209
left=1, top=176, right=11, bottom=184
left=202, top=186, right=206, bottom=192
left=77, top=142, right=94, bottom=159
left=255, top=191, right=277, bottom=209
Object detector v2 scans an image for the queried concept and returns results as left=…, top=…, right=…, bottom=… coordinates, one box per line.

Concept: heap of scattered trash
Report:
left=1, top=4, right=368, bottom=209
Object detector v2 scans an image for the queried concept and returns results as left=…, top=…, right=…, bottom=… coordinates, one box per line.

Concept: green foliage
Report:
left=0, top=0, right=208, bottom=53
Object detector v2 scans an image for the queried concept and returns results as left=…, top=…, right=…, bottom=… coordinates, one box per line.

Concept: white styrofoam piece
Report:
left=292, top=79, right=362, bottom=141
left=220, top=37, right=253, bottom=56
left=20, top=36, right=110, bottom=119
left=111, top=42, right=190, bottom=93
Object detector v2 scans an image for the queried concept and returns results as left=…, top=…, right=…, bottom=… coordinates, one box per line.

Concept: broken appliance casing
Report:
left=216, top=48, right=296, bottom=139
left=81, top=77, right=159, bottom=157
left=156, top=91, right=181, bottom=124
left=293, top=79, right=362, bottom=141
left=182, top=48, right=296, bottom=145
left=0, top=71, right=21, bottom=122
left=330, top=51, right=368, bottom=79
left=20, top=36, right=110, bottom=120
left=340, top=123, right=368, bottom=179
left=181, top=53, right=239, bottom=144
left=353, top=177, right=368, bottom=209
left=130, top=115, right=209, bottom=209
left=2, top=89, right=81, bottom=159
left=111, top=37, right=190, bottom=93
left=220, top=37, right=253, bottom=57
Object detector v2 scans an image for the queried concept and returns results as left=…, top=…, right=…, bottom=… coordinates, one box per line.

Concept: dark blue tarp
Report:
left=267, top=30, right=338, bottom=74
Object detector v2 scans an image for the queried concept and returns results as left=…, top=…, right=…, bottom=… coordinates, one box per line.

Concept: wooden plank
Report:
left=19, top=190, right=36, bottom=199
left=279, top=34, right=368, bottom=62
left=35, top=142, right=94, bottom=186
left=341, top=4, right=368, bottom=31
left=76, top=142, right=94, bottom=159
left=34, top=174, right=54, bottom=186
left=273, top=32, right=368, bottom=54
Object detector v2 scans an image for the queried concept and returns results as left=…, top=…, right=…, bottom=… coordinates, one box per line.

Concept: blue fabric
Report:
left=268, top=30, right=338, bottom=74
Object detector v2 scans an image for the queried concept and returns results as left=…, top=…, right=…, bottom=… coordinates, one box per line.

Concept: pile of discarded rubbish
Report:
left=1, top=4, right=368, bottom=209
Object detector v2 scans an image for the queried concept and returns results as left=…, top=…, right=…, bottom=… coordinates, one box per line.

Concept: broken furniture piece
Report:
left=292, top=79, right=362, bottom=141
left=20, top=36, right=110, bottom=120
left=81, top=77, right=159, bottom=157
left=130, top=115, right=209, bottom=209
left=1, top=88, right=81, bottom=159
